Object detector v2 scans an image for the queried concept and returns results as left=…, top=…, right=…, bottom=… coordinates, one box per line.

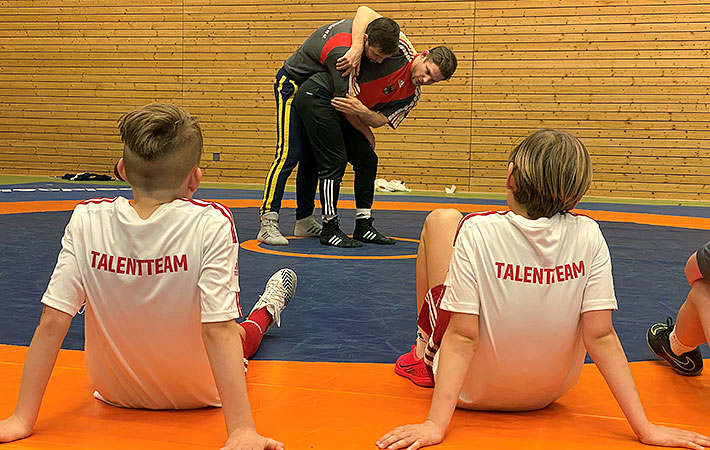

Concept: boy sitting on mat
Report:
left=377, top=129, right=710, bottom=450
left=0, top=103, right=294, bottom=450
left=646, top=242, right=708, bottom=376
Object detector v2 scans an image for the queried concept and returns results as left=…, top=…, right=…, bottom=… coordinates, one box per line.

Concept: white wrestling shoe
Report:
left=249, top=268, right=297, bottom=331
left=257, top=211, right=288, bottom=245
left=294, top=214, right=322, bottom=237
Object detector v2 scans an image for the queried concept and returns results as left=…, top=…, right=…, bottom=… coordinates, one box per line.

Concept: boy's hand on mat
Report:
left=0, top=415, right=33, bottom=443
left=638, top=424, right=710, bottom=450
left=221, top=428, right=284, bottom=450
left=376, top=419, right=445, bottom=450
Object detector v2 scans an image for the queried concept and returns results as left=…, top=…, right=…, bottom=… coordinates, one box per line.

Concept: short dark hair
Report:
left=426, top=46, right=457, bottom=80
left=365, top=17, right=400, bottom=55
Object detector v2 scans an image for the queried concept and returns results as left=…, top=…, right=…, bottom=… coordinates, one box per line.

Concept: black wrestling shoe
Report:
left=320, top=218, right=362, bottom=248
left=353, top=217, right=395, bottom=245
left=646, top=317, right=703, bottom=376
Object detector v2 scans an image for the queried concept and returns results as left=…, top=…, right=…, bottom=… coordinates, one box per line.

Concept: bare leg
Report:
left=675, top=279, right=710, bottom=348
left=414, top=209, right=462, bottom=357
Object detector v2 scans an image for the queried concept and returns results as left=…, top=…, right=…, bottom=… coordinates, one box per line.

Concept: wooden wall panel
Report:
left=470, top=0, right=710, bottom=200
left=0, top=0, right=184, bottom=177
left=0, top=0, right=708, bottom=200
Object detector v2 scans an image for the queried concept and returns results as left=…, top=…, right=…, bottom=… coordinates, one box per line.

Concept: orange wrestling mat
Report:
left=1, top=344, right=708, bottom=450
left=3, top=198, right=710, bottom=231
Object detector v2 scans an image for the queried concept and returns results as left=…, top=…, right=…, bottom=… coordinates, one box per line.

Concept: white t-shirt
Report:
left=438, top=210, right=617, bottom=411
left=41, top=197, right=242, bottom=409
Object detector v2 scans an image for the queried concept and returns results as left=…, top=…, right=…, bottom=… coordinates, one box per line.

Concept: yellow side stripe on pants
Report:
left=262, top=75, right=298, bottom=215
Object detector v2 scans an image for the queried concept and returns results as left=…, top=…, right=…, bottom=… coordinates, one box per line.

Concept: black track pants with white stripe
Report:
left=293, top=78, right=378, bottom=217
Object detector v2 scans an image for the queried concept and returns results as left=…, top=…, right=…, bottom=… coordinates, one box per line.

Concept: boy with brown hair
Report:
left=0, top=103, right=294, bottom=450
left=377, top=129, right=709, bottom=450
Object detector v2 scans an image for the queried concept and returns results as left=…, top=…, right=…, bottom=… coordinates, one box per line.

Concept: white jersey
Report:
left=438, top=210, right=617, bottom=411
left=41, top=196, right=242, bottom=409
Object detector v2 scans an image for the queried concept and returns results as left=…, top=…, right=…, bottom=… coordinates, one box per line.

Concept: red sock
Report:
left=240, top=307, right=273, bottom=359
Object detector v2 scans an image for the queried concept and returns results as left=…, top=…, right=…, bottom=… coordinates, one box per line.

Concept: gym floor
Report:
left=1, top=176, right=709, bottom=449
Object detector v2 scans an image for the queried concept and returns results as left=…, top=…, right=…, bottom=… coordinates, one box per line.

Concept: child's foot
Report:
left=394, top=345, right=434, bottom=387
left=249, top=268, right=297, bottom=332
left=646, top=318, right=703, bottom=376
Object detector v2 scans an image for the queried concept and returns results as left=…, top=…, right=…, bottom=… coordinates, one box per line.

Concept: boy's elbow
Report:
left=37, top=306, right=72, bottom=335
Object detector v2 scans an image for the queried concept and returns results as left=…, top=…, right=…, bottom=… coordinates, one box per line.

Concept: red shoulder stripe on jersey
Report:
left=79, top=197, right=119, bottom=206
left=181, top=198, right=238, bottom=244
left=320, top=32, right=352, bottom=65
left=453, top=210, right=511, bottom=245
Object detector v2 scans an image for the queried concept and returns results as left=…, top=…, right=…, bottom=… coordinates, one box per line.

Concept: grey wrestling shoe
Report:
left=294, top=214, right=322, bottom=237
left=257, top=211, right=288, bottom=246
left=646, top=317, right=703, bottom=376
left=248, top=268, right=297, bottom=331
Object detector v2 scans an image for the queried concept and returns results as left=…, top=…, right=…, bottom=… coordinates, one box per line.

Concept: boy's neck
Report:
left=506, top=190, right=533, bottom=219
left=131, top=189, right=188, bottom=219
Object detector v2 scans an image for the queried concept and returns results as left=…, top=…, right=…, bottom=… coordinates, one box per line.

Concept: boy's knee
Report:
left=689, top=279, right=710, bottom=309
left=425, top=208, right=463, bottom=229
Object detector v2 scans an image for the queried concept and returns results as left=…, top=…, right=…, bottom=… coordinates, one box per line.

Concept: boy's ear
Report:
left=116, top=158, right=128, bottom=182
left=505, top=162, right=516, bottom=190
left=187, top=167, right=202, bottom=195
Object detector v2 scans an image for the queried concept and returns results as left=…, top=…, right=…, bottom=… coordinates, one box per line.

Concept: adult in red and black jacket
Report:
left=257, top=10, right=400, bottom=246
left=293, top=38, right=458, bottom=248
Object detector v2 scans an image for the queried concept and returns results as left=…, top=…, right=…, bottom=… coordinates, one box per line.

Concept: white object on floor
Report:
left=445, top=185, right=456, bottom=194
left=375, top=178, right=411, bottom=192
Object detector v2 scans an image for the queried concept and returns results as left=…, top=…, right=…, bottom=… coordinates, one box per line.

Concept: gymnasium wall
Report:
left=0, top=1, right=708, bottom=200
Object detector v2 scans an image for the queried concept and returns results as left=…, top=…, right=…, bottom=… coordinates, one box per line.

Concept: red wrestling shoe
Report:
left=394, top=345, right=434, bottom=387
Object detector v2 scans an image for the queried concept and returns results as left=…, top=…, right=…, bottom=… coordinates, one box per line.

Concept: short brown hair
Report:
left=509, top=129, right=592, bottom=219
left=365, top=17, right=400, bottom=56
left=426, top=46, right=457, bottom=80
left=118, top=103, right=202, bottom=192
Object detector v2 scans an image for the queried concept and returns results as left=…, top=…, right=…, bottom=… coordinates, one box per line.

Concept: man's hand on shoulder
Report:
left=336, top=47, right=362, bottom=77
left=221, top=427, right=284, bottom=450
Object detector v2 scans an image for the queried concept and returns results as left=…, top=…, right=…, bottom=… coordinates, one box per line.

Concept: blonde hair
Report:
left=509, top=129, right=592, bottom=219
left=118, top=103, right=202, bottom=192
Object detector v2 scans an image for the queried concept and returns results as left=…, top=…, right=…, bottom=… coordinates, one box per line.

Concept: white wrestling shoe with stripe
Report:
left=249, top=268, right=297, bottom=332
left=294, top=214, right=322, bottom=237
left=257, top=211, right=288, bottom=246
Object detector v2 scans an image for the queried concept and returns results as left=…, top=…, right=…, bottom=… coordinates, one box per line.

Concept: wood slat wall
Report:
left=0, top=0, right=708, bottom=200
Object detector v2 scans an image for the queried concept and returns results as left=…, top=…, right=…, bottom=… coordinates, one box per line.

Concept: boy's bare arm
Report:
left=582, top=309, right=710, bottom=450
left=0, top=306, right=72, bottom=443
left=377, top=312, right=479, bottom=450
left=201, top=321, right=284, bottom=450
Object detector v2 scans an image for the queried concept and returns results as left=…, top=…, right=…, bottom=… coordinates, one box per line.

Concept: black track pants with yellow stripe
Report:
left=259, top=67, right=319, bottom=220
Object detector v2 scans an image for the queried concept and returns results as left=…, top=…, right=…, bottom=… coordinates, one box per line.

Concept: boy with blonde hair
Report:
left=0, top=103, right=295, bottom=450
left=377, top=129, right=710, bottom=450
